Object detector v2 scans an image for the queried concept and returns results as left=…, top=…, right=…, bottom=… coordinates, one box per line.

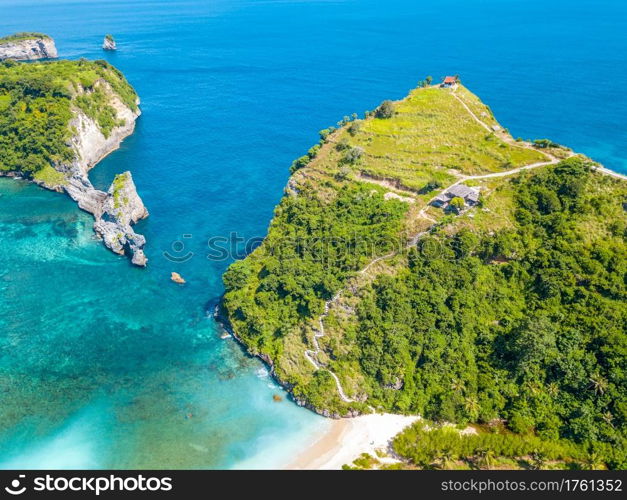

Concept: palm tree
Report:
left=589, top=374, right=608, bottom=395
left=451, top=378, right=465, bottom=393
left=440, top=447, right=457, bottom=469
left=602, top=411, right=614, bottom=427
left=582, top=452, right=604, bottom=470
left=464, top=397, right=480, bottom=417
left=547, top=382, right=559, bottom=397
left=530, top=450, right=546, bottom=470
left=476, top=448, right=496, bottom=469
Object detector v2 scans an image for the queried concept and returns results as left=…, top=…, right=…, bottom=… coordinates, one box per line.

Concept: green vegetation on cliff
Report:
left=0, top=32, right=51, bottom=44
left=0, top=58, right=137, bottom=177
left=222, top=83, right=626, bottom=468
left=347, top=162, right=625, bottom=467
left=345, top=419, right=615, bottom=470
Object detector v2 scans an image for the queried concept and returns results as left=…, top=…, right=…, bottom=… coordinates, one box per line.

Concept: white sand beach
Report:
left=287, top=413, right=419, bottom=470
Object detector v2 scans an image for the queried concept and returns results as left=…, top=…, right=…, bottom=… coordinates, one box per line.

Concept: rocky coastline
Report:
left=212, top=300, right=360, bottom=419
left=62, top=85, right=148, bottom=265
left=1, top=78, right=148, bottom=266
left=0, top=34, right=57, bottom=60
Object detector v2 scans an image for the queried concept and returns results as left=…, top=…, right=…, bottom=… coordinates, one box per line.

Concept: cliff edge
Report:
left=220, top=81, right=627, bottom=434
left=0, top=59, right=148, bottom=265
left=0, top=33, right=58, bottom=61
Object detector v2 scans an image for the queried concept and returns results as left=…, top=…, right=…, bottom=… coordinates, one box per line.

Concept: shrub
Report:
left=343, top=146, right=364, bottom=164
left=290, top=155, right=309, bottom=173
left=319, top=126, right=336, bottom=142
left=375, top=100, right=395, bottom=119
left=335, top=166, right=352, bottom=181
left=335, top=138, right=350, bottom=151
left=348, top=121, right=361, bottom=136
left=449, top=196, right=465, bottom=213
left=419, top=180, right=442, bottom=194
left=533, top=138, right=561, bottom=149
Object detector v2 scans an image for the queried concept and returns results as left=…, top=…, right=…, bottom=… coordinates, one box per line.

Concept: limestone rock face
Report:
left=69, top=80, right=140, bottom=172
left=0, top=36, right=58, bottom=61
left=93, top=172, right=149, bottom=266
left=0, top=62, right=148, bottom=266
left=52, top=82, right=147, bottom=266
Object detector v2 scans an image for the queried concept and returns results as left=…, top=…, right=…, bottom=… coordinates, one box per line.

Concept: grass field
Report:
left=320, top=86, right=548, bottom=191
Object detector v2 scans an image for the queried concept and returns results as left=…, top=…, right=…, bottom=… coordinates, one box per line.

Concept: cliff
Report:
left=0, top=33, right=57, bottom=61
left=220, top=80, right=626, bottom=466
left=0, top=59, right=148, bottom=265
left=94, top=172, right=148, bottom=266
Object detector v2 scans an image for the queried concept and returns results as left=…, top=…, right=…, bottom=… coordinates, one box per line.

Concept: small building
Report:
left=441, top=76, right=458, bottom=87
left=431, top=184, right=480, bottom=210
left=431, top=193, right=450, bottom=208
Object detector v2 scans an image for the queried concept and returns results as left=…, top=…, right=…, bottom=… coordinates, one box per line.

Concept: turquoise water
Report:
left=0, top=0, right=626, bottom=468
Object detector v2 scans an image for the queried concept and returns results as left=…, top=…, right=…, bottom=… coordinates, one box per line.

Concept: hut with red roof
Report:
left=441, top=75, right=458, bottom=88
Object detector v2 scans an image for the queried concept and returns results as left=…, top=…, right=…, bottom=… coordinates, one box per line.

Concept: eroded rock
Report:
left=0, top=34, right=57, bottom=61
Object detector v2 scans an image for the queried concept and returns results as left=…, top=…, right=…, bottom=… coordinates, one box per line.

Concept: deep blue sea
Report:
left=0, top=0, right=625, bottom=469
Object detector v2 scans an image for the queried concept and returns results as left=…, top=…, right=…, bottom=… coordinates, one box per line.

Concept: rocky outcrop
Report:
left=39, top=80, right=148, bottom=266
left=102, top=35, right=116, bottom=51
left=171, top=272, right=186, bottom=284
left=95, top=173, right=148, bottom=266
left=0, top=34, right=57, bottom=61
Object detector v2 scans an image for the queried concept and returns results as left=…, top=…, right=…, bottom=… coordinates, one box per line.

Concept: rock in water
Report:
left=93, top=172, right=149, bottom=266
left=0, top=33, right=58, bottom=60
left=59, top=78, right=147, bottom=266
left=171, top=272, right=186, bottom=284
left=102, top=34, right=117, bottom=51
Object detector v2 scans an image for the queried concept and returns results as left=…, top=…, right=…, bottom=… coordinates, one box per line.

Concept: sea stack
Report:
left=0, top=32, right=57, bottom=60
left=103, top=34, right=117, bottom=51
left=93, top=172, right=149, bottom=267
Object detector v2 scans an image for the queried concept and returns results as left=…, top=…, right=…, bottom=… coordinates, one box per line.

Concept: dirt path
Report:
left=304, top=86, right=625, bottom=404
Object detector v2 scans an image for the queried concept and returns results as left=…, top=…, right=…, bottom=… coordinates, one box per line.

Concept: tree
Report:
left=589, top=374, right=608, bottom=396
left=476, top=448, right=496, bottom=469
left=348, top=121, right=361, bottom=136
left=375, top=100, right=395, bottom=119
left=451, top=378, right=465, bottom=393
left=425, top=75, right=433, bottom=86
left=449, top=196, right=465, bottom=213
left=343, top=146, right=364, bottom=164
left=223, top=259, right=253, bottom=291
left=464, top=397, right=480, bottom=419
left=529, top=450, right=546, bottom=470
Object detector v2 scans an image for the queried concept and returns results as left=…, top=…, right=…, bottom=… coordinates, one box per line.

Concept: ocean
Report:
left=0, top=0, right=625, bottom=468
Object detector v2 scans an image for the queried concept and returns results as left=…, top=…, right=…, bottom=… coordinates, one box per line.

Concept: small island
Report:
left=103, top=34, right=117, bottom=51
left=0, top=32, right=58, bottom=61
left=220, top=78, right=627, bottom=469
left=0, top=57, right=148, bottom=265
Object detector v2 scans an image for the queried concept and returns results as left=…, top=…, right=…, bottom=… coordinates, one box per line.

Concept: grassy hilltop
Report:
left=0, top=59, right=137, bottom=184
left=0, top=32, right=52, bottom=44
left=222, top=82, right=626, bottom=468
